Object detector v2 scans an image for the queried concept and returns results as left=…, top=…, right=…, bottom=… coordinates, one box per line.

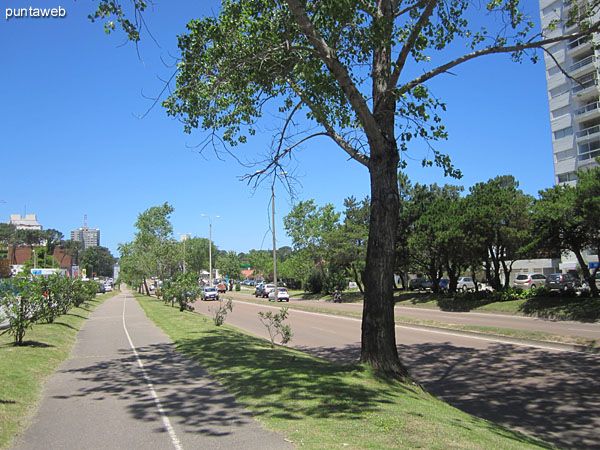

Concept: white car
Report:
left=268, top=287, right=290, bottom=302
left=456, top=277, right=476, bottom=292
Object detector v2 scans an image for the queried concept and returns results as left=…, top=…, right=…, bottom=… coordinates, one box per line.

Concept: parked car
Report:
left=217, top=283, right=227, bottom=293
left=408, top=278, right=433, bottom=291
left=545, top=273, right=581, bottom=292
left=254, top=284, right=265, bottom=297
left=261, top=284, right=276, bottom=298
left=201, top=287, right=219, bottom=301
left=456, top=277, right=476, bottom=292
left=268, top=287, right=290, bottom=302
left=439, top=278, right=449, bottom=292
left=512, top=273, right=547, bottom=290
left=104, top=283, right=113, bottom=292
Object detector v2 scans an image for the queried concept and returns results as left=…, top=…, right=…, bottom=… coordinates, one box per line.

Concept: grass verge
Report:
left=136, top=294, right=556, bottom=449
left=0, top=291, right=117, bottom=449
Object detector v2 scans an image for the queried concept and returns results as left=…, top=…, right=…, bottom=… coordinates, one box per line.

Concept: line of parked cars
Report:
left=254, top=283, right=290, bottom=302
left=409, top=271, right=599, bottom=294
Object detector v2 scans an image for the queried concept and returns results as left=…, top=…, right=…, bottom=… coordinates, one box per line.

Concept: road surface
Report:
left=195, top=296, right=600, bottom=449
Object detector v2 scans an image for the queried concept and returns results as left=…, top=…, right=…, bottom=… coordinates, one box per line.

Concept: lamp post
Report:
left=200, top=215, right=220, bottom=286
left=177, top=233, right=190, bottom=274
left=271, top=172, right=287, bottom=302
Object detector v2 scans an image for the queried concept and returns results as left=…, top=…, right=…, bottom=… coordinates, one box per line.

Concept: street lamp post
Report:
left=271, top=172, right=287, bottom=302
left=200, top=215, right=220, bottom=286
left=177, top=233, right=190, bottom=274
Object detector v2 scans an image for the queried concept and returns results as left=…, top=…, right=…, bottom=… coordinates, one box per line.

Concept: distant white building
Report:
left=71, top=226, right=100, bottom=250
left=71, top=215, right=100, bottom=250
left=9, top=214, right=42, bottom=230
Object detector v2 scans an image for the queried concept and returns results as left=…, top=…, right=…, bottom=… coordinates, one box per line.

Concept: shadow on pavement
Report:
left=295, top=341, right=600, bottom=449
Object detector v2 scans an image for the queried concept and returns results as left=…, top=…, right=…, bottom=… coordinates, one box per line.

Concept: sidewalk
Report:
left=11, top=289, right=293, bottom=450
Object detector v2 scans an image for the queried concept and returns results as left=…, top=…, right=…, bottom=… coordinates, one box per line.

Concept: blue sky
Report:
left=1, top=1, right=554, bottom=258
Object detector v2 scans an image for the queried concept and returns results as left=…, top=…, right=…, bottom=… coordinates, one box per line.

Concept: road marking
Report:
left=122, top=296, right=183, bottom=450
left=568, top=328, right=599, bottom=332
left=232, top=299, right=593, bottom=354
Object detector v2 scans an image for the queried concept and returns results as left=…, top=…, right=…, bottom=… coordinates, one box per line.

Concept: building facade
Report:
left=9, top=214, right=42, bottom=230
left=71, top=226, right=100, bottom=250
left=540, top=0, right=600, bottom=185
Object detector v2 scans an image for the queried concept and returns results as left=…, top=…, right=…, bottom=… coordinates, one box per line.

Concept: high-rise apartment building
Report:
left=540, top=0, right=600, bottom=185
left=71, top=216, right=100, bottom=250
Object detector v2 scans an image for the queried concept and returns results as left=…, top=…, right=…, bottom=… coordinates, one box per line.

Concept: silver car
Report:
left=456, top=277, right=476, bottom=292
left=513, top=273, right=547, bottom=290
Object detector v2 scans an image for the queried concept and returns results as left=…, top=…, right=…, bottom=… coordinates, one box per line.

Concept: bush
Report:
left=322, top=272, right=346, bottom=294
left=305, top=270, right=324, bottom=294
left=0, top=279, right=40, bottom=345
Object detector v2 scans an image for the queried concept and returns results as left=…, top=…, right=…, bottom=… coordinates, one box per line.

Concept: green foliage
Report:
left=79, top=246, right=117, bottom=278
left=305, top=269, right=324, bottom=294
left=258, top=307, right=293, bottom=348
left=209, top=297, right=233, bottom=326
left=216, top=251, right=242, bottom=282
left=0, top=279, right=38, bottom=345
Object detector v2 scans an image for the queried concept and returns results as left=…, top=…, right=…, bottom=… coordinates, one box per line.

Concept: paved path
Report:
left=12, top=289, right=292, bottom=450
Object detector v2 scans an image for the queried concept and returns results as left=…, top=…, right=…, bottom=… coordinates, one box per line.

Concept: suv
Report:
left=201, top=287, right=219, bottom=301
left=456, top=277, right=476, bottom=292
left=546, top=273, right=581, bottom=292
left=513, top=273, right=547, bottom=290
left=408, top=278, right=433, bottom=291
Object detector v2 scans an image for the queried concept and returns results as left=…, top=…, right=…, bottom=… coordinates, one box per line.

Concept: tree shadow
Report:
left=289, top=340, right=599, bottom=449
left=15, top=341, right=55, bottom=348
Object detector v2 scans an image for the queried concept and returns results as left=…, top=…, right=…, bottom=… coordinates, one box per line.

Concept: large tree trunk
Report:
left=361, top=142, right=410, bottom=379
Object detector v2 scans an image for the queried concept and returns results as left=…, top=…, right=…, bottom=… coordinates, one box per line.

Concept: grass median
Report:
left=136, top=293, right=554, bottom=449
left=0, top=291, right=117, bottom=449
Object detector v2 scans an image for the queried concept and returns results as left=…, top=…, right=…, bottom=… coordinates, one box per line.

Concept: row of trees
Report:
left=118, top=203, right=247, bottom=292
left=275, top=168, right=600, bottom=298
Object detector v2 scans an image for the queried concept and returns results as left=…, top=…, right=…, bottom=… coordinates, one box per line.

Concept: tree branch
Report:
left=398, top=25, right=600, bottom=96
left=390, top=0, right=439, bottom=88
left=285, top=0, right=383, bottom=148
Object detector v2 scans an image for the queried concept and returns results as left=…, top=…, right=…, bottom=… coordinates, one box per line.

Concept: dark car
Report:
left=254, top=284, right=265, bottom=297
left=545, top=273, right=581, bottom=292
left=408, top=278, right=433, bottom=291
left=439, top=278, right=449, bottom=292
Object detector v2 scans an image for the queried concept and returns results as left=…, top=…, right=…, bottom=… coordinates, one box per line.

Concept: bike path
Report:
left=12, top=289, right=292, bottom=450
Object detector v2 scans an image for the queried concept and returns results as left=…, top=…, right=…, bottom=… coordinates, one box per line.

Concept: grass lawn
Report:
left=136, top=294, right=555, bottom=449
left=0, top=291, right=117, bottom=449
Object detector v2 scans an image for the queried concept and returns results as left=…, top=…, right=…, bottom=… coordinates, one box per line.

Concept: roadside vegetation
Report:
left=136, top=293, right=554, bottom=449
left=0, top=290, right=116, bottom=449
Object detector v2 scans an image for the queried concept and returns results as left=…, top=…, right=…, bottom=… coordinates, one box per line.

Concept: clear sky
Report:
left=1, top=1, right=554, bottom=258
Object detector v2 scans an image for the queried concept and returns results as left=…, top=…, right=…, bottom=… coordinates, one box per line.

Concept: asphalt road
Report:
left=194, top=296, right=600, bottom=449
left=11, top=290, right=292, bottom=450
left=233, top=289, right=600, bottom=340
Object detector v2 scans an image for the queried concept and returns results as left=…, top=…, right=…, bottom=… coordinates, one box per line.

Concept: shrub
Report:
left=0, top=279, right=40, bottom=345
left=209, top=297, right=233, bottom=326
left=258, top=307, right=293, bottom=348
left=305, top=270, right=324, bottom=294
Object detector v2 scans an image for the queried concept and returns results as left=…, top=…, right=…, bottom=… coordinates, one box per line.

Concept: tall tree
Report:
left=93, top=0, right=600, bottom=377
left=133, top=202, right=177, bottom=293
left=466, top=176, right=534, bottom=290
left=79, top=246, right=117, bottom=278
left=217, top=251, right=243, bottom=282
left=532, top=164, right=600, bottom=297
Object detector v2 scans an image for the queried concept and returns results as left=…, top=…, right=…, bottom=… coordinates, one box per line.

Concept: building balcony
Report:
left=570, top=55, right=596, bottom=75
left=576, top=124, right=600, bottom=141
left=567, top=35, right=593, bottom=57
left=574, top=101, right=600, bottom=121
left=572, top=74, right=599, bottom=98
